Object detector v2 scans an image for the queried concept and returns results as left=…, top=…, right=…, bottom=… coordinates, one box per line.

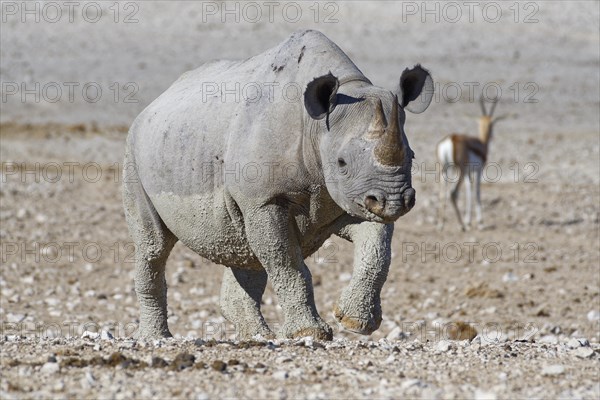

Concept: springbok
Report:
left=436, top=96, right=506, bottom=231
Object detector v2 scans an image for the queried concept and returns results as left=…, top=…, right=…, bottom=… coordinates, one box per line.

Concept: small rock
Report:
left=211, top=360, right=227, bottom=372
left=502, top=272, right=518, bottom=282
left=436, top=340, right=452, bottom=352
left=254, top=362, right=266, bottom=370
left=573, top=347, right=594, bottom=359
left=474, top=389, right=497, bottom=400
left=100, top=330, right=114, bottom=340
left=151, top=357, right=168, bottom=368
left=273, top=370, right=288, bottom=380
left=44, top=298, right=60, bottom=307
left=16, top=208, right=28, bottom=219
left=339, top=272, right=352, bottom=282
left=386, top=326, right=408, bottom=341
left=401, top=379, right=424, bottom=389
left=566, top=338, right=582, bottom=348
left=52, top=380, right=65, bottom=392
left=447, top=322, right=478, bottom=341
left=384, top=355, right=395, bottom=364
left=538, top=335, right=558, bottom=344
left=475, top=331, right=507, bottom=345
left=84, top=371, right=96, bottom=387
left=170, top=353, right=195, bottom=371
left=423, top=298, right=435, bottom=308
left=81, top=331, right=99, bottom=340
left=276, top=356, right=293, bottom=364
left=541, top=364, right=565, bottom=376
left=119, top=340, right=135, bottom=349
left=40, top=362, right=60, bottom=374
left=6, top=313, right=26, bottom=323
left=106, top=352, right=126, bottom=367
left=587, top=310, right=600, bottom=322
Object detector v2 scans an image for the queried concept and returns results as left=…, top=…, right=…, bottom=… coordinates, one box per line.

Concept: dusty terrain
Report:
left=1, top=1, right=599, bottom=399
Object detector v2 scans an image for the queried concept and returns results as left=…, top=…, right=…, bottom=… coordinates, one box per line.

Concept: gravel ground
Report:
left=1, top=336, right=599, bottom=399
left=1, top=124, right=598, bottom=399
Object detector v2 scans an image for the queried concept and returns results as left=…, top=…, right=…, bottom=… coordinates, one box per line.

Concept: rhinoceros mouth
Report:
left=352, top=202, right=385, bottom=223
left=353, top=200, right=409, bottom=223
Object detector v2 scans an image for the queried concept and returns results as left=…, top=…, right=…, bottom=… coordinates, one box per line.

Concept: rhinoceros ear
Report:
left=304, top=72, right=339, bottom=122
left=397, top=65, right=434, bottom=114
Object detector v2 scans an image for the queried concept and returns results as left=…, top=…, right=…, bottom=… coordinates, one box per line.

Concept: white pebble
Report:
left=273, top=370, right=288, bottom=380
left=40, top=362, right=60, bottom=374
left=44, top=298, right=60, bottom=307
left=16, top=208, right=28, bottom=219
left=573, top=347, right=594, bottom=359
left=587, top=310, right=600, bottom=322
left=81, top=331, right=99, bottom=339
left=100, top=330, right=114, bottom=340
left=84, top=371, right=96, bottom=387
left=401, top=379, right=424, bottom=389
left=541, top=364, right=565, bottom=376
left=339, top=272, right=352, bottom=282
left=6, top=313, right=26, bottom=323
left=538, top=335, right=558, bottom=344
left=386, top=326, right=407, bottom=341
left=566, top=338, right=582, bottom=348
left=436, top=340, right=452, bottom=352
left=384, top=355, right=395, bottom=364
left=474, top=389, right=497, bottom=400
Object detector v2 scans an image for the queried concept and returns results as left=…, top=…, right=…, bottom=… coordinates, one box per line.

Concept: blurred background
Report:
left=1, top=2, right=599, bottom=397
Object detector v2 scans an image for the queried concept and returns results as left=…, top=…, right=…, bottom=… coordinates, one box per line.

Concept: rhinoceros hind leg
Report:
left=123, top=156, right=177, bottom=339
left=220, top=267, right=274, bottom=340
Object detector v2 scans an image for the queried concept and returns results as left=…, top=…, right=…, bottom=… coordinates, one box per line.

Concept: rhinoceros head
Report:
left=304, top=65, right=433, bottom=223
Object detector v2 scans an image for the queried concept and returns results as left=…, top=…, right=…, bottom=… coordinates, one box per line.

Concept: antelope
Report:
left=436, top=96, right=506, bottom=231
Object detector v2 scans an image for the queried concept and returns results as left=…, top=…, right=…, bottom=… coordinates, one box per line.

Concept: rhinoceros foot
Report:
left=333, top=303, right=382, bottom=335
left=133, top=325, right=173, bottom=340
left=291, top=326, right=333, bottom=341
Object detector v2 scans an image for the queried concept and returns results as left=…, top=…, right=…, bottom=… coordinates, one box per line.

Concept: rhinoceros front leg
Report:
left=244, top=204, right=333, bottom=340
left=334, top=222, right=393, bottom=335
left=220, top=267, right=275, bottom=339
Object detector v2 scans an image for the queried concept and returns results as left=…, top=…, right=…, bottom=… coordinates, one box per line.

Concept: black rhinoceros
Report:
left=123, top=29, right=433, bottom=340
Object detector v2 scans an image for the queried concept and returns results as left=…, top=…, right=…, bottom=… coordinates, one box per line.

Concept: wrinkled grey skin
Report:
left=123, top=30, right=433, bottom=340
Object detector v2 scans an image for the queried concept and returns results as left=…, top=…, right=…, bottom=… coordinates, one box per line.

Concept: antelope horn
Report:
left=374, top=95, right=404, bottom=167
left=479, top=94, right=487, bottom=116
left=488, top=97, right=498, bottom=117
left=367, top=98, right=387, bottom=138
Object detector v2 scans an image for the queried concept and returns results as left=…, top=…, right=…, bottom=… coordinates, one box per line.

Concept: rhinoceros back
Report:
left=131, top=29, right=368, bottom=197
left=127, top=30, right=368, bottom=266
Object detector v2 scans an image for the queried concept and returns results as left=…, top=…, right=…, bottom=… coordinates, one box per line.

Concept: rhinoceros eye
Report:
left=337, top=158, right=347, bottom=168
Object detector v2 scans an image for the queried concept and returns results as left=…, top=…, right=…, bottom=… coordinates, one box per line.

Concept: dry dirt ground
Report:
left=1, top=1, right=599, bottom=399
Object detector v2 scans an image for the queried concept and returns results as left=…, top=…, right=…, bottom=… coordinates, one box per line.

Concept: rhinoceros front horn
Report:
left=373, top=95, right=404, bottom=167
left=367, top=98, right=387, bottom=138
